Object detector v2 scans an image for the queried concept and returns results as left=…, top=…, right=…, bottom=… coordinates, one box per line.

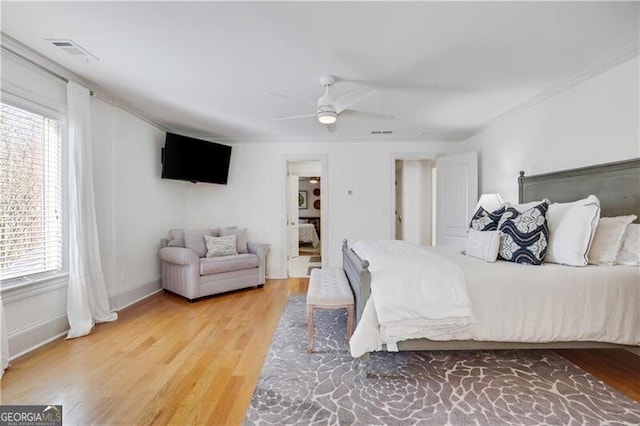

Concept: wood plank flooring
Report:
left=1, top=277, right=638, bottom=425
left=555, top=348, right=640, bottom=403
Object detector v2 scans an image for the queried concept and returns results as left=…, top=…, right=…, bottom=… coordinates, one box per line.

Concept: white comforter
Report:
left=350, top=240, right=475, bottom=357
left=350, top=244, right=640, bottom=358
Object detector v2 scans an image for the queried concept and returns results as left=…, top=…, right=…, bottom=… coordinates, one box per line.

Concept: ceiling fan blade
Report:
left=269, top=92, right=315, bottom=108
left=339, top=109, right=395, bottom=120
left=332, top=87, right=374, bottom=114
left=269, top=113, right=317, bottom=122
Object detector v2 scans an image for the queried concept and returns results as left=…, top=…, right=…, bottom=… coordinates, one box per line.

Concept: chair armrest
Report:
left=247, top=242, right=269, bottom=258
left=247, top=242, right=270, bottom=285
left=159, top=247, right=199, bottom=266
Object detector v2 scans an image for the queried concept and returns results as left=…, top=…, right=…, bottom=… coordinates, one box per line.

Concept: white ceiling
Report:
left=1, top=1, right=638, bottom=142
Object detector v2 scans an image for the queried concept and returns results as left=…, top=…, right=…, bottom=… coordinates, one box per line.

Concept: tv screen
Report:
left=161, top=132, right=232, bottom=184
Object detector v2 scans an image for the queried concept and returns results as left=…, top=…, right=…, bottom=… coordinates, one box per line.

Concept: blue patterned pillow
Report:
left=498, top=202, right=549, bottom=265
left=470, top=206, right=506, bottom=231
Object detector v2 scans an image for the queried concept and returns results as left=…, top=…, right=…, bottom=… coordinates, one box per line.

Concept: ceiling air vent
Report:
left=370, top=130, right=394, bottom=135
left=47, top=39, right=99, bottom=62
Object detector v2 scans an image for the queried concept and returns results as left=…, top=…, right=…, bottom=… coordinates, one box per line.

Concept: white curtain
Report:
left=1, top=300, right=9, bottom=378
left=66, top=81, right=117, bottom=339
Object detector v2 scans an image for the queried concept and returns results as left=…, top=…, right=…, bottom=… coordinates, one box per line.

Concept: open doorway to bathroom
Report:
left=286, top=160, right=323, bottom=277
left=393, top=158, right=437, bottom=245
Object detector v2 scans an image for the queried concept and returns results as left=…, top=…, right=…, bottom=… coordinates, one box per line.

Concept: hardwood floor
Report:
left=1, top=277, right=638, bottom=425
left=1, top=278, right=307, bottom=425
left=555, top=348, right=640, bottom=403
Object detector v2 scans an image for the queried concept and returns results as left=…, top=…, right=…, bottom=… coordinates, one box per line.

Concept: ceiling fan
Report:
left=269, top=74, right=394, bottom=131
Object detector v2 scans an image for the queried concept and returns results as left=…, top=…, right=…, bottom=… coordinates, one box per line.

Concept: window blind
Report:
left=0, top=102, right=62, bottom=281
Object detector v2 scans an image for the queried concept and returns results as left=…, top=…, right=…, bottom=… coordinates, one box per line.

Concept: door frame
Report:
left=389, top=152, right=441, bottom=239
left=282, top=154, right=329, bottom=276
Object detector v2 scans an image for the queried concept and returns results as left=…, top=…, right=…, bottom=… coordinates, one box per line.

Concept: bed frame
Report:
left=343, top=158, right=640, bottom=375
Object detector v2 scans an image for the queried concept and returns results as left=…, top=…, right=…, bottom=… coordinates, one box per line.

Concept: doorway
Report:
left=393, top=158, right=437, bottom=246
left=286, top=160, right=323, bottom=277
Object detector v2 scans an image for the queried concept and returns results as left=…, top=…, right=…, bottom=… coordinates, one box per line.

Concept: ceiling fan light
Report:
left=317, top=111, right=337, bottom=124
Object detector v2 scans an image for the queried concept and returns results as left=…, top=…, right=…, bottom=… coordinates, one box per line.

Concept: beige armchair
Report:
left=159, top=228, right=269, bottom=301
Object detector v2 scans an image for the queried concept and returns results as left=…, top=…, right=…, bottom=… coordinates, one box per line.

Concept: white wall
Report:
left=463, top=56, right=640, bottom=201
left=184, top=141, right=460, bottom=277
left=92, top=99, right=186, bottom=309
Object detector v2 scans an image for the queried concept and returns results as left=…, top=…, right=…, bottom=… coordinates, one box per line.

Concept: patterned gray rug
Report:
left=245, top=295, right=640, bottom=425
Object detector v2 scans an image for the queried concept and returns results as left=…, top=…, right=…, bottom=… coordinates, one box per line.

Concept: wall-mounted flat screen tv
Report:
left=161, top=132, right=232, bottom=184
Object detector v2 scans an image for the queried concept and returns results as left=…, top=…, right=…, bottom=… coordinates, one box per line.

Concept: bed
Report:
left=299, top=223, right=320, bottom=247
left=343, top=158, right=640, bottom=375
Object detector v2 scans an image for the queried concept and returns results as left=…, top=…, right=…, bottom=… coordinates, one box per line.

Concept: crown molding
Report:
left=1, top=32, right=170, bottom=132
left=206, top=134, right=464, bottom=144
left=466, top=40, right=640, bottom=141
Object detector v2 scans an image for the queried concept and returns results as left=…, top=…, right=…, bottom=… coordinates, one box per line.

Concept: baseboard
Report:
left=8, top=313, right=69, bottom=361
left=108, top=278, right=162, bottom=311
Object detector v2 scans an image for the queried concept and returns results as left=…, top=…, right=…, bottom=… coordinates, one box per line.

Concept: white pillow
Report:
left=545, top=195, right=600, bottom=266
left=464, top=229, right=500, bottom=262
left=588, top=216, right=637, bottom=265
left=617, top=223, right=640, bottom=266
left=204, top=234, right=238, bottom=257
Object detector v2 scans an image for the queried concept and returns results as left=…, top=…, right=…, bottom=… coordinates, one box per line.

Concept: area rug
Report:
left=245, top=295, right=640, bottom=425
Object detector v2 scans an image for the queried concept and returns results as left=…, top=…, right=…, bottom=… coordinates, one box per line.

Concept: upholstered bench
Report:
left=306, top=268, right=355, bottom=353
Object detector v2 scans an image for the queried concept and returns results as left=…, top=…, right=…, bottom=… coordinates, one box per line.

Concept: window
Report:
left=0, top=102, right=63, bottom=282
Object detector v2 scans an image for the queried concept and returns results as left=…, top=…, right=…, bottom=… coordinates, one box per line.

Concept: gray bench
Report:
left=306, top=268, right=355, bottom=353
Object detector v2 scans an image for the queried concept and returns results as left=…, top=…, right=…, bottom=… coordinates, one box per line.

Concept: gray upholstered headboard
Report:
left=519, top=158, right=640, bottom=223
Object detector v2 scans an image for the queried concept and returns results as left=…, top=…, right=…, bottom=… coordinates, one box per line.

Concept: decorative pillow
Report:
left=204, top=235, right=238, bottom=257
left=469, top=206, right=506, bottom=231
left=498, top=201, right=549, bottom=265
left=464, top=229, right=500, bottom=262
left=588, top=215, right=637, bottom=265
left=545, top=195, right=600, bottom=266
left=503, top=200, right=548, bottom=213
left=219, top=227, right=248, bottom=254
left=167, top=228, right=185, bottom=247
left=617, top=224, right=640, bottom=266
left=183, top=228, right=214, bottom=258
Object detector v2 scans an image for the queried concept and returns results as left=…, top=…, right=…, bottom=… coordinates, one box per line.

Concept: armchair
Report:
left=159, top=228, right=269, bottom=301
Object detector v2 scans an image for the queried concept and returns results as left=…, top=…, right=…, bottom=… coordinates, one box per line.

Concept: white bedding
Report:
left=350, top=241, right=475, bottom=357
left=299, top=223, right=319, bottom=247
left=350, top=245, right=640, bottom=358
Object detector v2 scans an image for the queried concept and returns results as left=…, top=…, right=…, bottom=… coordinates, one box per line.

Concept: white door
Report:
left=287, top=174, right=300, bottom=259
left=436, top=152, right=478, bottom=246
